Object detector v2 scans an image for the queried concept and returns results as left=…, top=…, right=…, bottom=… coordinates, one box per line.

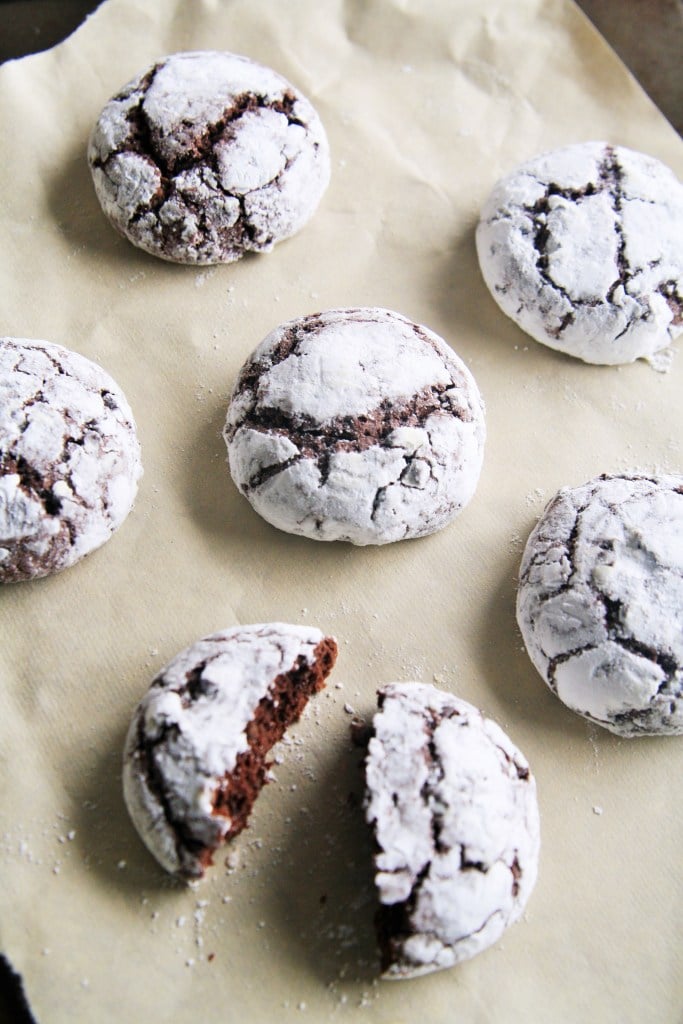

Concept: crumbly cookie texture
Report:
left=364, top=683, right=539, bottom=979
left=0, top=337, right=142, bottom=582
left=224, top=307, right=486, bottom=545
left=476, top=141, right=683, bottom=364
left=517, top=473, right=683, bottom=736
left=88, top=50, right=330, bottom=264
left=123, top=623, right=337, bottom=881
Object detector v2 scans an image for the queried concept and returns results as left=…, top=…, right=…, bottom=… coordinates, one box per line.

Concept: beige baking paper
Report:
left=0, top=1, right=681, bottom=1021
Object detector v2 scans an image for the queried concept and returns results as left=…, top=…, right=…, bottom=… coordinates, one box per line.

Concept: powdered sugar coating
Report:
left=224, top=308, right=486, bottom=545
left=365, top=683, right=539, bottom=979
left=0, top=337, right=142, bottom=582
left=517, top=472, right=683, bottom=736
left=88, top=50, right=330, bottom=264
left=476, top=142, right=683, bottom=364
left=123, top=622, right=336, bottom=881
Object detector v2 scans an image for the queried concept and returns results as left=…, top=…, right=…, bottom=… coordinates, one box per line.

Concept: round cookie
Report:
left=224, top=307, right=486, bottom=545
left=516, top=472, right=683, bottom=736
left=123, top=623, right=337, bottom=881
left=88, top=50, right=330, bottom=265
left=364, top=682, right=540, bottom=979
left=476, top=142, right=683, bottom=364
left=0, top=337, right=142, bottom=582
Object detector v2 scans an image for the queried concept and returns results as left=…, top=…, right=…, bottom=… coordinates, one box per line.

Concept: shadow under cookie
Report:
left=71, top=723, right=186, bottom=897
left=260, top=737, right=379, bottom=988
left=475, top=549, right=591, bottom=739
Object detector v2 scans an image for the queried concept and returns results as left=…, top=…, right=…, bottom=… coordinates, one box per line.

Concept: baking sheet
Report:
left=0, top=0, right=682, bottom=1021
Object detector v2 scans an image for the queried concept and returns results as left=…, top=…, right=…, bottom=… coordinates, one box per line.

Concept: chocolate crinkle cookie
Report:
left=0, top=337, right=142, bottom=582
left=224, top=308, right=486, bottom=545
left=476, top=142, right=683, bottom=364
left=517, top=472, right=683, bottom=736
left=123, top=623, right=337, bottom=881
left=88, top=50, right=330, bottom=264
left=363, top=683, right=540, bottom=979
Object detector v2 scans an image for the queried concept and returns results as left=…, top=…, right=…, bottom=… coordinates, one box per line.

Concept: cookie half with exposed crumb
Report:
left=0, top=337, right=142, bottom=582
left=123, top=623, right=338, bottom=881
left=224, top=307, right=486, bottom=545
left=476, top=142, right=683, bottom=364
left=363, top=683, right=540, bottom=979
left=516, top=472, right=683, bottom=736
left=88, top=50, right=330, bottom=264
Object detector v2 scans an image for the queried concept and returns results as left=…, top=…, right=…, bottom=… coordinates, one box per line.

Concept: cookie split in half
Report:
left=88, top=50, right=330, bottom=264
left=363, top=682, right=540, bottom=979
left=517, top=472, right=683, bottom=736
left=0, top=337, right=142, bottom=582
left=123, top=623, right=337, bottom=881
left=224, top=307, right=486, bottom=545
left=476, top=142, right=683, bottom=364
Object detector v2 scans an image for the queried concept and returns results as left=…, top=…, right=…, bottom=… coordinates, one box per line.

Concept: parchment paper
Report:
left=1, top=1, right=682, bottom=1021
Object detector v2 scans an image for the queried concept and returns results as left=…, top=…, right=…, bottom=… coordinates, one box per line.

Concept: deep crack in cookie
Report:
left=224, top=308, right=486, bottom=545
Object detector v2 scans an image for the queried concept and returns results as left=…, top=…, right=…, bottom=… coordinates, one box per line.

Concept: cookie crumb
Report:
left=646, top=347, right=675, bottom=373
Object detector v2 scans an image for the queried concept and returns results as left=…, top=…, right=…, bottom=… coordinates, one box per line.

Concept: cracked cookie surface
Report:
left=364, top=683, right=540, bottom=979
left=122, top=622, right=337, bottom=881
left=88, top=50, right=330, bottom=264
left=517, top=472, right=683, bottom=736
left=0, top=337, right=142, bottom=582
left=476, top=142, right=683, bottom=364
left=224, top=307, right=486, bottom=545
